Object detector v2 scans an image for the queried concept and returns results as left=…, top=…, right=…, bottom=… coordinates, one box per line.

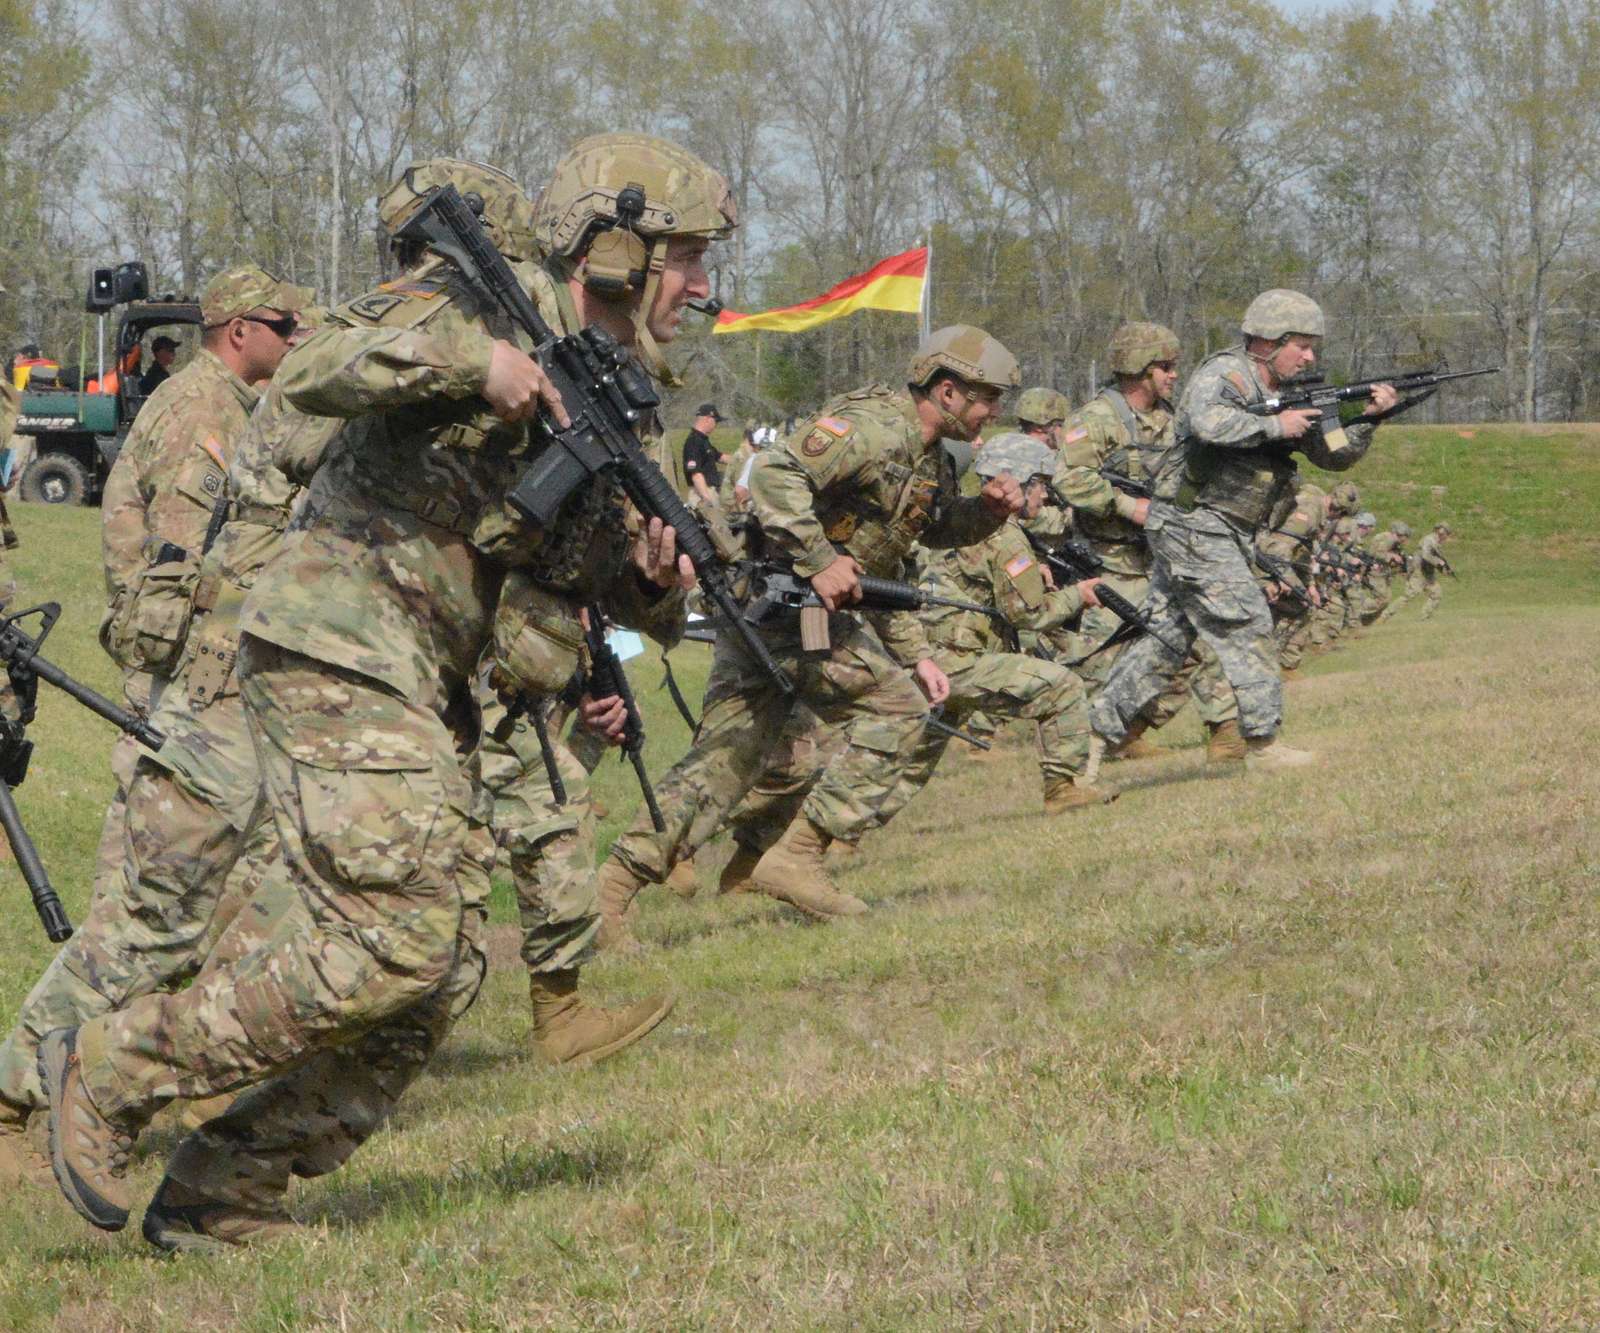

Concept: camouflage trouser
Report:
left=89, top=734, right=143, bottom=903
left=1073, top=570, right=1223, bottom=729
left=1090, top=505, right=1281, bottom=744
left=1380, top=568, right=1419, bottom=621
left=72, top=639, right=491, bottom=1161
left=476, top=682, right=602, bottom=975
left=1419, top=566, right=1443, bottom=618
left=608, top=613, right=928, bottom=882
left=0, top=677, right=273, bottom=1121
left=721, top=705, right=842, bottom=855
left=1275, top=601, right=1316, bottom=671
left=1309, top=589, right=1346, bottom=646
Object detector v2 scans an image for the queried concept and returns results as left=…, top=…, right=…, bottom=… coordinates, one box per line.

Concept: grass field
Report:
left=1, top=425, right=1597, bottom=1329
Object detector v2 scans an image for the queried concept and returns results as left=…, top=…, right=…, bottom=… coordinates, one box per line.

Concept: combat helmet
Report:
left=908, top=325, right=1020, bottom=392
left=974, top=432, right=1056, bottom=482
left=1435, top=521, right=1453, bottom=535
left=1329, top=481, right=1360, bottom=514
left=379, top=158, right=538, bottom=262
left=1356, top=511, right=1376, bottom=529
left=1241, top=289, right=1325, bottom=341
left=1016, top=386, right=1069, bottom=427
left=1107, top=321, right=1180, bottom=376
left=1390, top=520, right=1412, bottom=539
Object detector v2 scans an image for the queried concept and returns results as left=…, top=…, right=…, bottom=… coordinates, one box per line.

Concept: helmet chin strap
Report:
left=630, top=237, right=682, bottom=387
left=935, top=385, right=979, bottom=440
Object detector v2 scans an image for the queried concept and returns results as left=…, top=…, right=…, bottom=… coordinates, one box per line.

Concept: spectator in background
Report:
left=683, top=401, right=724, bottom=507
left=139, top=336, right=179, bottom=394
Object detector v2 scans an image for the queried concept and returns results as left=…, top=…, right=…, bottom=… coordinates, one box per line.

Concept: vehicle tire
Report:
left=20, top=454, right=91, bottom=505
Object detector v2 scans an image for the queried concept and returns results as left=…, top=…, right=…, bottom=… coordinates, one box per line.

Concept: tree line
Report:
left=3, top=0, right=1597, bottom=425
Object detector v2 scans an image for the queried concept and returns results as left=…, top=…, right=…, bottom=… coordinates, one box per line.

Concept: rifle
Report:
left=1098, top=469, right=1152, bottom=500
left=1243, top=365, right=1499, bottom=439
left=393, top=183, right=793, bottom=698
left=582, top=606, right=664, bottom=833
left=740, top=563, right=1013, bottom=630
left=1, top=603, right=166, bottom=942
left=1251, top=550, right=1313, bottom=608
left=926, top=706, right=991, bottom=750
left=1024, top=532, right=1188, bottom=658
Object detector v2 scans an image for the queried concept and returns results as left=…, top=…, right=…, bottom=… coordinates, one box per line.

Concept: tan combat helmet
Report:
left=1390, top=520, right=1411, bottom=539
left=1015, top=386, right=1070, bottom=428
left=1107, top=321, right=1180, bottom=376
left=379, top=158, right=539, bottom=262
left=974, top=432, right=1056, bottom=482
left=908, top=324, right=1021, bottom=392
left=532, top=133, right=735, bottom=377
left=1241, top=289, right=1325, bottom=341
left=1435, top=521, right=1452, bottom=535
left=1329, top=481, right=1360, bottom=514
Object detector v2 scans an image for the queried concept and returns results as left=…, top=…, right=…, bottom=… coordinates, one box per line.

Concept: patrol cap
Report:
left=1015, top=386, right=1069, bottom=426
left=201, top=264, right=313, bottom=327
left=1241, top=288, right=1325, bottom=341
left=908, top=324, right=1021, bottom=391
left=379, top=158, right=538, bottom=262
left=973, top=431, right=1056, bottom=481
left=1107, top=321, right=1180, bottom=376
left=150, top=335, right=179, bottom=353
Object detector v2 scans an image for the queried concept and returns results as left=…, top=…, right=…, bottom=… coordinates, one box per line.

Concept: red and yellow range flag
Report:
left=713, top=246, right=927, bottom=335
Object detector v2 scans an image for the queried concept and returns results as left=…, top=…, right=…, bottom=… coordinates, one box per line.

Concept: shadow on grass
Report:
left=303, top=1130, right=652, bottom=1229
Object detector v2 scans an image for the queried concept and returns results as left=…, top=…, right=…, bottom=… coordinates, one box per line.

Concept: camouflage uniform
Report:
left=1416, top=528, right=1450, bottom=618
left=0, top=380, right=19, bottom=716
left=93, top=267, right=311, bottom=895
left=1256, top=483, right=1325, bottom=671
left=0, top=383, right=335, bottom=1126
left=1090, top=344, right=1376, bottom=743
left=1373, top=524, right=1413, bottom=622
left=1052, top=387, right=1235, bottom=731
left=606, top=381, right=1006, bottom=887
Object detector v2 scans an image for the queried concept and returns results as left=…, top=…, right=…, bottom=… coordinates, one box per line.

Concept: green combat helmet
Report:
left=1241, top=289, right=1325, bottom=341
left=975, top=432, right=1056, bottom=482
left=1015, top=386, right=1070, bottom=427
left=908, top=324, right=1021, bottom=391
left=531, top=133, right=736, bottom=378
left=1107, top=321, right=1180, bottom=375
left=1390, top=520, right=1412, bottom=539
left=379, top=158, right=538, bottom=260
left=1329, top=481, right=1360, bottom=514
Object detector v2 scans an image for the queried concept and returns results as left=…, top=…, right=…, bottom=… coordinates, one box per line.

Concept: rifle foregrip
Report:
left=855, top=576, right=921, bottom=613
left=1094, top=584, right=1142, bottom=625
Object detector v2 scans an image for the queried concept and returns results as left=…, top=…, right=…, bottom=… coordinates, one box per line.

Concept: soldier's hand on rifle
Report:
left=1264, top=580, right=1284, bottom=605
left=1277, top=408, right=1320, bottom=440
left=632, top=517, right=697, bottom=591
left=1130, top=497, right=1151, bottom=526
left=1362, top=383, right=1398, bottom=416
left=1074, top=578, right=1101, bottom=608
left=979, top=474, right=1025, bottom=518
left=913, top=658, right=950, bottom=705
left=578, top=692, right=627, bottom=746
left=485, top=339, right=570, bottom=427
left=811, top=554, right=863, bottom=611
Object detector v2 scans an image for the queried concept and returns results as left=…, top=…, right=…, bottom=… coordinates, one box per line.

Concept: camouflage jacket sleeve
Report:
left=277, top=304, right=496, bottom=420
left=137, top=400, right=238, bottom=562
left=865, top=606, right=933, bottom=668
left=982, top=528, right=1085, bottom=632
left=1180, top=356, right=1287, bottom=449
left=0, top=379, right=18, bottom=447
left=597, top=564, right=686, bottom=650
left=1053, top=414, right=1132, bottom=520
left=1418, top=533, right=1444, bottom=567
left=746, top=443, right=855, bottom=578
left=99, top=439, right=149, bottom=604
left=1298, top=418, right=1376, bottom=472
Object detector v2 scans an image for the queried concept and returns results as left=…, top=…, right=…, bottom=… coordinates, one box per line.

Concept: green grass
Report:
left=2, top=426, right=1599, bottom=1328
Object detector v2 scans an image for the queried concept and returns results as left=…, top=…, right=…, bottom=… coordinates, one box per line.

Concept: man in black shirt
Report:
left=138, top=336, right=179, bottom=394
left=683, top=402, right=725, bottom=506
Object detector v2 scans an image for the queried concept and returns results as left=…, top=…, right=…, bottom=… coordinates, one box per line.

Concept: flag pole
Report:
left=919, top=235, right=932, bottom=343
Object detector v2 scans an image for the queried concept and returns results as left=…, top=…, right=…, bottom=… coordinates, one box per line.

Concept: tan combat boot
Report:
left=1110, top=719, right=1174, bottom=762
left=1244, top=736, right=1317, bottom=770
left=750, top=815, right=868, bottom=920
left=1204, top=719, right=1248, bottom=765
left=38, top=1027, right=143, bottom=1231
left=0, top=1107, right=52, bottom=1191
left=529, top=970, right=674, bottom=1067
left=595, top=859, right=648, bottom=954
left=824, top=838, right=861, bottom=865
left=718, top=842, right=761, bottom=895
left=1042, top=778, right=1119, bottom=814
left=664, top=856, right=699, bottom=899
left=142, top=1174, right=301, bottom=1255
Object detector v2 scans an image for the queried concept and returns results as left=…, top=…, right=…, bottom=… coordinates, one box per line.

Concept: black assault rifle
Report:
left=393, top=184, right=793, bottom=698
left=1022, top=532, right=1188, bottom=659
left=739, top=563, right=1012, bottom=631
left=1, top=603, right=166, bottom=942
left=1252, top=550, right=1314, bottom=608
left=1244, top=366, right=1499, bottom=438
left=581, top=607, right=664, bottom=832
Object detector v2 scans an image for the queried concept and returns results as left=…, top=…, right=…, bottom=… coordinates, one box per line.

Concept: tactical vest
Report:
left=807, top=386, right=950, bottom=579
left=1160, top=349, right=1300, bottom=530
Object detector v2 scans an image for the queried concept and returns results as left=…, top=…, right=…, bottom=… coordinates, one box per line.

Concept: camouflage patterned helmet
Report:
left=1356, top=511, right=1376, bottom=528
left=1107, top=321, right=1180, bottom=376
left=378, top=158, right=538, bottom=262
left=1015, top=386, right=1070, bottom=427
left=1390, top=520, right=1412, bottom=539
left=974, top=432, right=1056, bottom=482
left=532, top=133, right=735, bottom=264
left=1435, top=521, right=1453, bottom=535
left=908, top=324, right=1021, bottom=391
left=1241, top=288, right=1325, bottom=341
left=1329, top=481, right=1360, bottom=513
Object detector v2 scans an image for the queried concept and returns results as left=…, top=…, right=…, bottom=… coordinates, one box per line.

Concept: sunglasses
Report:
left=240, top=313, right=297, bottom=338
